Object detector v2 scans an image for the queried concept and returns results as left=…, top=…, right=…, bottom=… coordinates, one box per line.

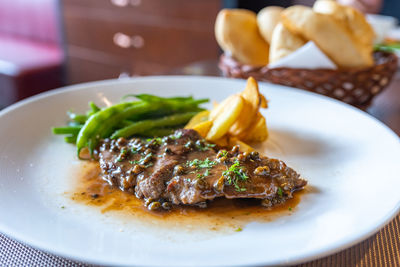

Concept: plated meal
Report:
left=52, top=77, right=307, bottom=212
left=0, top=76, right=399, bottom=266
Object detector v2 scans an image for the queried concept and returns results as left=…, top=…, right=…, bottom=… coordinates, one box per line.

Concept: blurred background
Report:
left=0, top=0, right=398, bottom=108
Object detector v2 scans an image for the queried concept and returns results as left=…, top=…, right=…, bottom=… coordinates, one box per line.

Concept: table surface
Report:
left=1, top=61, right=399, bottom=267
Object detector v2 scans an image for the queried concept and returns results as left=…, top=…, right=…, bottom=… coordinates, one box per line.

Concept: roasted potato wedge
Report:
left=240, top=76, right=260, bottom=110
left=207, top=94, right=244, bottom=141
left=242, top=113, right=269, bottom=143
left=213, top=135, right=230, bottom=147
left=192, top=120, right=213, bottom=138
left=260, top=93, right=268, bottom=108
left=185, top=110, right=210, bottom=129
left=229, top=77, right=260, bottom=136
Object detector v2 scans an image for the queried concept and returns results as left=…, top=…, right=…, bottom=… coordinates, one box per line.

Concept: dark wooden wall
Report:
left=61, top=0, right=221, bottom=84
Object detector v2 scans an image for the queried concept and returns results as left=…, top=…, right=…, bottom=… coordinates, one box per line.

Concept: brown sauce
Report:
left=69, top=162, right=305, bottom=232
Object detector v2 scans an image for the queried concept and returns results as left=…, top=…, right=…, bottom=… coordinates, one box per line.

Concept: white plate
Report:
left=0, top=76, right=399, bottom=266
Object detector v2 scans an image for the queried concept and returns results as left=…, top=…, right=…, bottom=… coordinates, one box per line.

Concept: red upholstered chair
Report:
left=0, top=0, right=64, bottom=108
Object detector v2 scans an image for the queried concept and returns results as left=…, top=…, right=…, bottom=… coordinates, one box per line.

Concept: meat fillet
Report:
left=98, top=129, right=307, bottom=210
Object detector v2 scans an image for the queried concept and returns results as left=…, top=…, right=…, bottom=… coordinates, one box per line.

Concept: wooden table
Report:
left=169, top=60, right=400, bottom=267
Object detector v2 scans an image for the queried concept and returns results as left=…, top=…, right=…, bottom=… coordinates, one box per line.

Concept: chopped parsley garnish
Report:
left=131, top=147, right=139, bottom=154
left=288, top=207, right=292, bottom=211
left=146, top=137, right=162, bottom=145
left=196, top=142, right=216, bottom=151
left=219, top=150, right=228, bottom=157
left=235, top=227, right=242, bottom=232
left=222, top=159, right=248, bottom=192
left=129, top=153, right=153, bottom=167
left=170, top=131, right=183, bottom=140
left=187, top=158, right=216, bottom=169
left=196, top=169, right=210, bottom=179
left=277, top=187, right=283, bottom=197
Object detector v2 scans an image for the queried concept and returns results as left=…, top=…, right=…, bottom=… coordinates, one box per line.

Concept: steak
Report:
left=98, top=129, right=307, bottom=210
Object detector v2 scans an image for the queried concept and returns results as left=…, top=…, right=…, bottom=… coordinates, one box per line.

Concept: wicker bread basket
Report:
left=219, top=51, right=398, bottom=108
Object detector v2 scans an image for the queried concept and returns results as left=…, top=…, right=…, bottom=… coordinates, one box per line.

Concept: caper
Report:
left=250, top=151, right=259, bottom=160
left=116, top=137, right=127, bottom=147
left=253, top=166, right=270, bottom=176
left=237, top=154, right=246, bottom=161
left=161, top=202, right=171, bottom=210
left=231, top=145, right=240, bottom=154
left=217, top=150, right=228, bottom=158
left=218, top=156, right=227, bottom=163
left=174, top=165, right=185, bottom=175
left=148, top=201, right=161, bottom=211
left=144, top=198, right=154, bottom=206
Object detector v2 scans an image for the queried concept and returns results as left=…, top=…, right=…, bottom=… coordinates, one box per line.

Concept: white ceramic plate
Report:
left=0, top=76, right=399, bottom=266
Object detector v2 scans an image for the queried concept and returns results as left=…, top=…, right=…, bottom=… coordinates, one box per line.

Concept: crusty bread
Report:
left=215, top=9, right=269, bottom=66
left=257, top=6, right=284, bottom=44
left=269, top=22, right=306, bottom=63
left=313, top=0, right=375, bottom=47
left=281, top=6, right=373, bottom=69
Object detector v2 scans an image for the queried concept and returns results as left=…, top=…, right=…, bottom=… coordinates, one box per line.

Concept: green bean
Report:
left=64, top=135, right=77, bottom=144
left=76, top=102, right=138, bottom=156
left=61, top=94, right=209, bottom=158
left=52, top=126, right=82, bottom=135
left=87, top=101, right=100, bottom=116
left=67, top=111, right=87, bottom=124
left=111, top=112, right=197, bottom=139
left=123, top=94, right=194, bottom=102
left=92, top=101, right=164, bottom=138
left=137, top=127, right=180, bottom=137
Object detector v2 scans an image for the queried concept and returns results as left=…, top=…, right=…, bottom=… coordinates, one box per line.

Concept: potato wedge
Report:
left=228, top=137, right=254, bottom=153
left=206, top=94, right=244, bottom=141
left=185, top=110, right=210, bottom=129
left=228, top=97, right=254, bottom=136
left=213, top=135, right=229, bottom=147
left=242, top=113, right=269, bottom=142
left=241, top=76, right=260, bottom=109
left=191, top=120, right=213, bottom=138
left=260, top=94, right=268, bottom=108
left=229, top=77, right=260, bottom=136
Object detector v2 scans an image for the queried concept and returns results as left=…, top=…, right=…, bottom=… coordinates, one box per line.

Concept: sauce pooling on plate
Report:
left=70, top=161, right=304, bottom=232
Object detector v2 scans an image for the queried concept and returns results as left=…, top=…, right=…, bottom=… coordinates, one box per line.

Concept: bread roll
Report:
left=215, top=9, right=269, bottom=66
left=257, top=6, right=284, bottom=44
left=313, top=0, right=375, bottom=47
left=281, top=6, right=373, bottom=69
left=269, top=23, right=306, bottom=63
